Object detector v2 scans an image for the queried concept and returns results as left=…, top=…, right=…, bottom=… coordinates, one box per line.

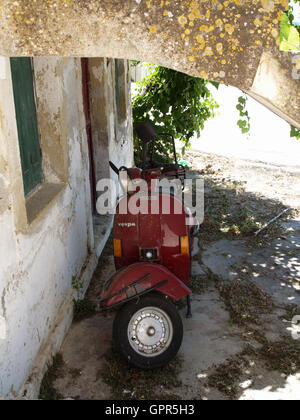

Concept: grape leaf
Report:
left=280, top=12, right=291, bottom=41
left=288, top=26, right=300, bottom=50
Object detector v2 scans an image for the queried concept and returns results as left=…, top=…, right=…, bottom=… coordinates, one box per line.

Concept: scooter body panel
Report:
left=100, top=262, right=191, bottom=308
left=114, top=192, right=191, bottom=285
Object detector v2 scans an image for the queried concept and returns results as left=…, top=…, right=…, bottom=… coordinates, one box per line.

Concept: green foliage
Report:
left=236, top=92, right=299, bottom=141
left=73, top=299, right=96, bottom=323
left=39, top=354, right=65, bottom=400
left=290, top=125, right=300, bottom=139
left=72, top=274, right=83, bottom=293
left=130, top=60, right=140, bottom=67
left=229, top=206, right=262, bottom=236
left=71, top=274, right=96, bottom=322
left=236, top=94, right=250, bottom=135
left=133, top=64, right=299, bottom=148
left=280, top=1, right=300, bottom=51
left=132, top=65, right=219, bottom=161
left=72, top=274, right=84, bottom=302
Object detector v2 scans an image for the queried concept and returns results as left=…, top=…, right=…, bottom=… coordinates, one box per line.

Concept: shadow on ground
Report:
left=40, top=152, right=300, bottom=400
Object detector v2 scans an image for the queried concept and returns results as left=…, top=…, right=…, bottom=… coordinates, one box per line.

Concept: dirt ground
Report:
left=40, top=151, right=300, bottom=401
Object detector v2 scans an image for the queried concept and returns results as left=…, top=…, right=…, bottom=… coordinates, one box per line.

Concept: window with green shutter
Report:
left=10, top=58, right=43, bottom=196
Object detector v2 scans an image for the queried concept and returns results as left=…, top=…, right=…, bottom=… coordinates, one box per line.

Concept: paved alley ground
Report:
left=40, top=151, right=300, bottom=400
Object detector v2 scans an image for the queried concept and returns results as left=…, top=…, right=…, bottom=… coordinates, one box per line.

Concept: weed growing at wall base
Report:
left=291, top=316, right=300, bottom=340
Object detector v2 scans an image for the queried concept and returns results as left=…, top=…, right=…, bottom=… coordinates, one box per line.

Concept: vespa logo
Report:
left=291, top=316, right=300, bottom=340
left=118, top=223, right=136, bottom=228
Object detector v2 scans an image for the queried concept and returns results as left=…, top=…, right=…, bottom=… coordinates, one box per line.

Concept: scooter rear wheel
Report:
left=113, top=293, right=183, bottom=369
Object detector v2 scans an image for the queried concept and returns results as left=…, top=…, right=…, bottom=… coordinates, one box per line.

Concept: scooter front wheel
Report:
left=113, top=293, right=183, bottom=369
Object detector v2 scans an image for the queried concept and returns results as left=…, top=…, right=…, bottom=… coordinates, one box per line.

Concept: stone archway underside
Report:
left=0, top=0, right=299, bottom=129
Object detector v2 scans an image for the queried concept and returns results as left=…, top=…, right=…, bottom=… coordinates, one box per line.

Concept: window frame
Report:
left=10, top=57, right=43, bottom=197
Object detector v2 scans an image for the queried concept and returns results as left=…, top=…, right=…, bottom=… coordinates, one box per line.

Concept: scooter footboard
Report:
left=99, top=263, right=191, bottom=309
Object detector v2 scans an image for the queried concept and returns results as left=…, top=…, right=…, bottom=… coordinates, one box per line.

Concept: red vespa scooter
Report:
left=99, top=121, right=198, bottom=369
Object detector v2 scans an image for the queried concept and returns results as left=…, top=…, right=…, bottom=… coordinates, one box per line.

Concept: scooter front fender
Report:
left=100, top=263, right=191, bottom=309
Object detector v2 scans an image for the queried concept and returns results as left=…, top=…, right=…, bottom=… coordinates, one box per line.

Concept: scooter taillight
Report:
left=113, top=239, right=122, bottom=257
left=180, top=236, right=190, bottom=255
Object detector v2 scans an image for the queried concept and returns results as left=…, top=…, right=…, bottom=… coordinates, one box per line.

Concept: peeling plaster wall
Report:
left=0, top=57, right=94, bottom=398
left=109, top=59, right=134, bottom=178
left=0, top=107, right=10, bottom=216
left=0, top=54, right=134, bottom=398
left=33, top=58, right=69, bottom=184
left=89, top=58, right=111, bottom=182
left=0, top=0, right=298, bottom=128
left=0, top=63, right=15, bottom=394
left=89, top=58, right=134, bottom=186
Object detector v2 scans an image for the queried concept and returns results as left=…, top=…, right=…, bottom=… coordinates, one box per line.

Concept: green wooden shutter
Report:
left=10, top=58, right=43, bottom=196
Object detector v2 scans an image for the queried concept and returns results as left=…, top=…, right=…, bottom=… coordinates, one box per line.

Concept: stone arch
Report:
left=0, top=0, right=299, bottom=128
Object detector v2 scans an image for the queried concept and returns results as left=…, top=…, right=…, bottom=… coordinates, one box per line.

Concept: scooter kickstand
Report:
left=186, top=295, right=192, bottom=318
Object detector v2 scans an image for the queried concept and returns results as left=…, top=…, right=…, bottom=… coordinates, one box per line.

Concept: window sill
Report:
left=26, top=183, right=65, bottom=226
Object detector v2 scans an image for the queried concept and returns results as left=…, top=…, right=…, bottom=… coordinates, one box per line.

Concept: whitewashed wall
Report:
left=0, top=57, right=133, bottom=398
left=0, top=57, right=94, bottom=398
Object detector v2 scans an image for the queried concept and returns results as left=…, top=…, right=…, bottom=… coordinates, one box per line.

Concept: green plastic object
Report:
left=178, top=159, right=191, bottom=169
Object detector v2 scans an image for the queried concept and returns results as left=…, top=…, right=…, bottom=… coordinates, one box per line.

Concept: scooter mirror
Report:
left=135, top=121, right=158, bottom=143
